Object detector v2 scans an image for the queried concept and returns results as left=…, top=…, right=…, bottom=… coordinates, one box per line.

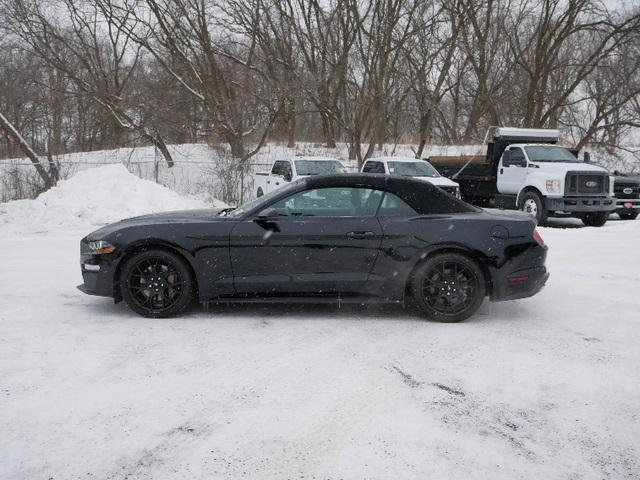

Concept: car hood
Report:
left=411, top=176, right=459, bottom=187
left=529, top=162, right=609, bottom=175
left=86, top=208, right=227, bottom=240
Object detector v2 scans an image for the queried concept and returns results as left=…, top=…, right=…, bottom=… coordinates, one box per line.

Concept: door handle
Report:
left=500, top=168, right=503, bottom=174
left=267, top=180, right=270, bottom=184
left=346, top=231, right=375, bottom=239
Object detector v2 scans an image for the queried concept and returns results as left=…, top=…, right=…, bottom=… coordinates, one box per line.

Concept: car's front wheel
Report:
left=411, top=253, right=486, bottom=323
left=121, top=249, right=195, bottom=318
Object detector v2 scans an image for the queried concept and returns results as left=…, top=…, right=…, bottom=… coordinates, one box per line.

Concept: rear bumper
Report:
left=545, top=196, right=616, bottom=213
left=490, top=244, right=549, bottom=301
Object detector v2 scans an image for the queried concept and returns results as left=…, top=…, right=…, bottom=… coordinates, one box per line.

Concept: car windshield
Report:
left=227, top=181, right=302, bottom=217
left=294, top=160, right=345, bottom=176
left=388, top=161, right=440, bottom=177
left=525, top=146, right=579, bottom=163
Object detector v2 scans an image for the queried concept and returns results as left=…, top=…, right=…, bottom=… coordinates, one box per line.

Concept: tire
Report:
left=256, top=187, right=264, bottom=198
left=519, top=191, right=547, bottom=225
left=120, top=248, right=195, bottom=318
left=410, top=253, right=486, bottom=323
left=580, top=211, right=609, bottom=227
left=619, top=211, right=638, bottom=220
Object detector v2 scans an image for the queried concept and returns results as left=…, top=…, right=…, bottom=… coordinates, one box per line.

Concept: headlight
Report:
left=88, top=240, right=116, bottom=254
left=545, top=180, right=561, bottom=193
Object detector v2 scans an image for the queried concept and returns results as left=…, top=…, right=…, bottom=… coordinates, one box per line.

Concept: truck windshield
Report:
left=525, top=146, right=579, bottom=163
left=388, top=161, right=440, bottom=177
left=294, top=160, right=344, bottom=175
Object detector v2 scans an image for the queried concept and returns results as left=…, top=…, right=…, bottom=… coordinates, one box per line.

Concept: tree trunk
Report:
left=0, top=111, right=54, bottom=188
left=286, top=97, right=296, bottom=148
left=321, top=113, right=337, bottom=148
left=227, top=132, right=246, bottom=159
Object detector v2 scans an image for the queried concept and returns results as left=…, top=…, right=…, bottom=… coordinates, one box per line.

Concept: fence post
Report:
left=154, top=145, right=159, bottom=183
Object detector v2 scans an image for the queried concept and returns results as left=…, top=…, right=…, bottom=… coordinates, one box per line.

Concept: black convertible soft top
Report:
left=298, top=173, right=478, bottom=215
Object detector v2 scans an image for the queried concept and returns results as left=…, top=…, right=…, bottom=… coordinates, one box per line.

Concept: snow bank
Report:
left=0, top=164, right=220, bottom=233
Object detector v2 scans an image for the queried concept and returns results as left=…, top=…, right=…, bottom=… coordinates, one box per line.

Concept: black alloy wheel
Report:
left=411, top=253, right=486, bottom=323
left=121, top=249, right=194, bottom=317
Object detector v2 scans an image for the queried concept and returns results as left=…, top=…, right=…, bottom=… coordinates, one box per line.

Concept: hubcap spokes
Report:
left=523, top=199, right=538, bottom=216
left=422, top=261, right=478, bottom=314
left=128, top=258, right=184, bottom=311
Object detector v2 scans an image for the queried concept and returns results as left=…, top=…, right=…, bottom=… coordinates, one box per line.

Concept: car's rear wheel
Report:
left=580, top=211, right=609, bottom=227
left=411, top=253, right=486, bottom=323
left=121, top=249, right=194, bottom=318
left=619, top=211, right=638, bottom=220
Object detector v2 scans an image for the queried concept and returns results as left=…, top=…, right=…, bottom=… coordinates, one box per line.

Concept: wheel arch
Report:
left=113, top=240, right=199, bottom=303
left=404, top=244, right=493, bottom=300
left=516, top=186, right=545, bottom=208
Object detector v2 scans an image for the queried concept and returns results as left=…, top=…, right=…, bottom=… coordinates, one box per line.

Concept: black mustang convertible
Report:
left=78, top=174, right=549, bottom=322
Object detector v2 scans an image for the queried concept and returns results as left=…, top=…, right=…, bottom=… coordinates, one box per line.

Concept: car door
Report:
left=498, top=147, right=528, bottom=194
left=229, top=186, right=384, bottom=295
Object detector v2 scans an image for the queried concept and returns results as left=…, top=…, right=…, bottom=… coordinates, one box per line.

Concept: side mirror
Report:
left=283, top=172, right=292, bottom=182
left=257, top=207, right=279, bottom=218
left=584, top=151, right=591, bottom=163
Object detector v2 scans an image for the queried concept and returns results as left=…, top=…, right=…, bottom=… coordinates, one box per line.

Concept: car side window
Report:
left=363, top=161, right=385, bottom=174
left=269, top=187, right=383, bottom=217
left=377, top=192, right=418, bottom=216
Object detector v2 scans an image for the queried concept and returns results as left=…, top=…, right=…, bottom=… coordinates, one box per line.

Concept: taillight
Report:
left=533, top=229, right=545, bottom=246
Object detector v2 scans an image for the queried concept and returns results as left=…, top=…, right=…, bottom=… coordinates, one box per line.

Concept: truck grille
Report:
left=614, top=181, right=640, bottom=199
left=565, top=172, right=608, bottom=196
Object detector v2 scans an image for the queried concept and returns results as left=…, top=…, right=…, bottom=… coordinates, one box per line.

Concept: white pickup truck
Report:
left=254, top=157, right=347, bottom=197
left=361, top=156, right=461, bottom=198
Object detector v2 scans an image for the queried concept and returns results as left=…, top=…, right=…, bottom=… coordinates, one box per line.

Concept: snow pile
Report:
left=0, top=164, right=219, bottom=233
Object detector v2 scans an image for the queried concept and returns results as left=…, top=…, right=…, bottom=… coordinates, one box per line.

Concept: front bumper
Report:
left=545, top=195, right=616, bottom=213
left=78, top=238, right=117, bottom=298
left=615, top=198, right=640, bottom=213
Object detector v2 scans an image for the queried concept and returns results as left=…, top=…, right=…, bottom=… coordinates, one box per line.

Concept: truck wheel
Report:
left=619, top=212, right=638, bottom=220
left=256, top=187, right=264, bottom=198
left=519, top=191, right=547, bottom=225
left=581, top=212, right=609, bottom=227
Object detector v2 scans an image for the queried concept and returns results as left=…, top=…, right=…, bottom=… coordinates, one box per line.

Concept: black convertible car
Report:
left=78, top=174, right=549, bottom=322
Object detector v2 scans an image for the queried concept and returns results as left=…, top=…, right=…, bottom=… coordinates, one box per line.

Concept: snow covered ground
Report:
left=1, top=167, right=639, bottom=479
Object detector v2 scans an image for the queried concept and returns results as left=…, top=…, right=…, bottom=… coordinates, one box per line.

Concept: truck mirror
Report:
left=284, top=172, right=292, bottom=182
left=584, top=151, right=591, bottom=163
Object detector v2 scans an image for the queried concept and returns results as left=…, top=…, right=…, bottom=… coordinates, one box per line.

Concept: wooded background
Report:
left=1, top=0, right=639, bottom=168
